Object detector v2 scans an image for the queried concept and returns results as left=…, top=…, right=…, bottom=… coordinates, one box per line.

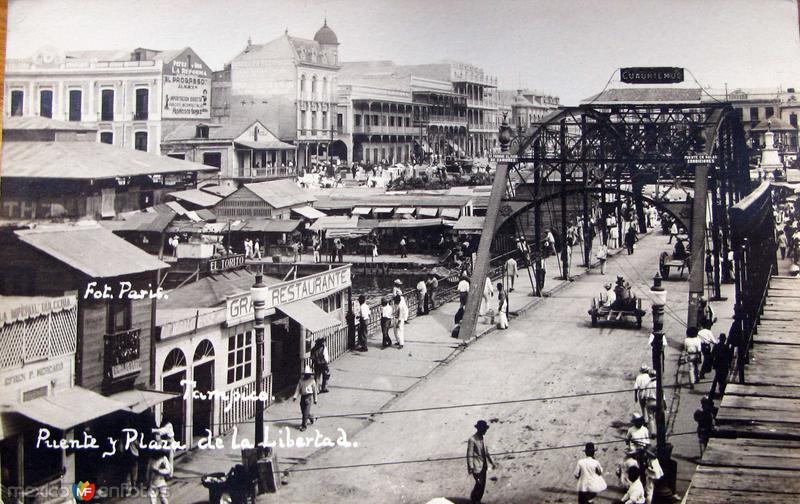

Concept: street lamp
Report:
left=649, top=272, right=676, bottom=501
left=251, top=274, right=269, bottom=445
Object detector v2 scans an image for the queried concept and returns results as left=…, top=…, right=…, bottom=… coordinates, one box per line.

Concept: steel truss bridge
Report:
left=461, top=99, right=762, bottom=341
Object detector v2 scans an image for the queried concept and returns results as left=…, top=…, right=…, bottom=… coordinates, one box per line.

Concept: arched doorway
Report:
left=192, top=340, right=215, bottom=441
left=330, top=140, right=348, bottom=162
left=162, top=348, right=187, bottom=445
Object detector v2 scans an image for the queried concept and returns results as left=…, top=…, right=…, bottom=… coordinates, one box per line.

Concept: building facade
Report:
left=498, top=89, right=561, bottom=128
left=216, top=21, right=345, bottom=167
left=4, top=47, right=213, bottom=154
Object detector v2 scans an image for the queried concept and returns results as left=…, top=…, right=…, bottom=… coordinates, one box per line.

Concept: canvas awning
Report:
left=325, top=228, right=372, bottom=239
left=310, top=216, right=359, bottom=232
left=373, top=207, right=394, bottom=214
left=439, top=208, right=462, bottom=219
left=109, top=389, right=181, bottom=414
left=12, top=387, right=127, bottom=431
left=395, top=207, right=416, bottom=215
left=453, top=216, right=485, bottom=232
left=234, top=140, right=297, bottom=150
left=352, top=207, right=372, bottom=215
left=278, top=299, right=342, bottom=333
left=376, top=218, right=443, bottom=229
left=417, top=207, right=439, bottom=217
left=292, top=205, right=326, bottom=220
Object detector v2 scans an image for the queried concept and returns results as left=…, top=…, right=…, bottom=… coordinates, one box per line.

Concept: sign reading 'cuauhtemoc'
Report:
left=162, top=49, right=211, bottom=119
left=226, top=266, right=352, bottom=326
left=620, top=67, right=684, bottom=84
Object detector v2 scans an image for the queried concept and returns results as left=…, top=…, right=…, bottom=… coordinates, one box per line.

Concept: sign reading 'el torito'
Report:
left=620, top=67, right=684, bottom=84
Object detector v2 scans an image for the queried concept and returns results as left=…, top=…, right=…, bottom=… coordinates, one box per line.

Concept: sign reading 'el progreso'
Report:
left=162, top=49, right=211, bottom=119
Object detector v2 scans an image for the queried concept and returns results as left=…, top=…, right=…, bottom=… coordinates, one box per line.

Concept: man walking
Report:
left=416, top=278, right=428, bottom=316
left=466, top=420, right=496, bottom=504
left=697, top=326, right=718, bottom=379
left=399, top=236, right=408, bottom=258
left=311, top=338, right=330, bottom=393
left=683, top=327, right=702, bottom=389
left=458, top=272, right=470, bottom=307
left=505, top=256, right=519, bottom=292
left=624, top=226, right=637, bottom=255
left=293, top=366, right=318, bottom=431
left=426, top=274, right=438, bottom=310
left=147, top=449, right=172, bottom=504
left=711, top=334, right=733, bottom=396
left=393, top=294, right=408, bottom=349
left=634, top=365, right=651, bottom=419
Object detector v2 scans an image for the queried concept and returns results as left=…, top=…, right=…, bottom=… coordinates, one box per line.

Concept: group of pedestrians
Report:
left=242, top=237, right=262, bottom=259
left=357, top=284, right=411, bottom=352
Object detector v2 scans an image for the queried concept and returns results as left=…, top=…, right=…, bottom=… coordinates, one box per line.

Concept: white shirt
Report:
left=505, top=258, right=518, bottom=275
left=396, top=297, right=409, bottom=321
left=697, top=328, right=718, bottom=346
left=359, top=303, right=370, bottom=321
left=574, top=457, right=606, bottom=493
left=417, top=280, right=427, bottom=294
left=381, top=304, right=393, bottom=319
left=622, top=478, right=646, bottom=504
left=684, top=336, right=702, bottom=356
left=458, top=279, right=470, bottom=292
left=634, top=372, right=651, bottom=396
left=627, top=425, right=650, bottom=450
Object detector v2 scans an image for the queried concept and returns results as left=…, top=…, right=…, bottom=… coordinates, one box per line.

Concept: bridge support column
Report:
left=459, top=161, right=511, bottom=341
left=687, top=163, right=710, bottom=329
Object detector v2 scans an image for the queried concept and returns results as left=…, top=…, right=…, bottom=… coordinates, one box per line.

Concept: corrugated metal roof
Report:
left=2, top=116, right=95, bottom=131
left=195, top=209, right=217, bottom=221
left=199, top=184, right=237, bottom=197
left=160, top=269, right=281, bottom=309
left=2, top=141, right=218, bottom=180
left=309, top=216, right=359, bottom=231
left=162, top=120, right=256, bottom=142
left=169, top=189, right=222, bottom=208
left=291, top=205, right=326, bottom=220
left=241, top=179, right=317, bottom=209
left=99, top=211, right=176, bottom=233
left=15, top=223, right=168, bottom=278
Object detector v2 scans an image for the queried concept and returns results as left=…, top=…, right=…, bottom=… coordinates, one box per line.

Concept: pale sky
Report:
left=6, top=0, right=800, bottom=104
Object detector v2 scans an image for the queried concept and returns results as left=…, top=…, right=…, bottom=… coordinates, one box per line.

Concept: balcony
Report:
left=353, top=124, right=418, bottom=136
left=104, top=328, right=141, bottom=381
left=467, top=99, right=498, bottom=110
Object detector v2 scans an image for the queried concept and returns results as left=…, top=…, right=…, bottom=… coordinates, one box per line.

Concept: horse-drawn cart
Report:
left=659, top=252, right=691, bottom=279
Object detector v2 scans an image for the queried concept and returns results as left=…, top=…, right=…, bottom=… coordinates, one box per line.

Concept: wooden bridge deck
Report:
left=685, top=276, right=800, bottom=503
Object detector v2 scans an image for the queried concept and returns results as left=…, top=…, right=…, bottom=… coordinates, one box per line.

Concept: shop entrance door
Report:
left=162, top=371, right=185, bottom=445
left=270, top=316, right=302, bottom=394
left=192, top=361, right=214, bottom=440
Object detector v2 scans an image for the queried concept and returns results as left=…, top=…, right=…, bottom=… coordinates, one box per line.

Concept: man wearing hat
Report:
left=633, top=365, right=651, bottom=419
left=147, top=448, right=172, bottom=504
left=293, top=366, right=318, bottom=431
left=392, top=279, right=403, bottom=298
left=457, top=272, right=470, bottom=307
left=466, top=420, right=496, bottom=504
left=643, top=369, right=658, bottom=435
left=357, top=295, right=370, bottom=352
left=626, top=413, right=650, bottom=471
left=380, top=297, right=394, bottom=348
left=598, top=282, right=616, bottom=309
left=311, top=338, right=331, bottom=393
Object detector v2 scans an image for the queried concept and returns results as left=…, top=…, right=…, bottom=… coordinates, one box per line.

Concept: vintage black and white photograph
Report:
left=1, top=0, right=800, bottom=502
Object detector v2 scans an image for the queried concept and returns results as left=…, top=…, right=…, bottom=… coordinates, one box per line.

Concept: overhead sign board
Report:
left=208, top=254, right=246, bottom=273
left=685, top=154, right=717, bottom=165
left=226, top=265, right=352, bottom=326
left=620, top=67, right=684, bottom=84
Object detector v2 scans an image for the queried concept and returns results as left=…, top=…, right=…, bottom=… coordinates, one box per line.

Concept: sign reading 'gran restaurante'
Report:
left=226, top=265, right=352, bottom=325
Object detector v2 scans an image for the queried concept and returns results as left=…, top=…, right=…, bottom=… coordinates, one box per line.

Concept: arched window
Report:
left=163, top=348, right=186, bottom=373
left=311, top=77, right=318, bottom=99
left=322, top=77, right=328, bottom=101
left=300, top=75, right=306, bottom=94
left=194, top=340, right=215, bottom=362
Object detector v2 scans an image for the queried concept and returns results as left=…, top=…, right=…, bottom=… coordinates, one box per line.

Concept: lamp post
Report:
left=251, top=274, right=269, bottom=445
left=650, top=273, right=676, bottom=501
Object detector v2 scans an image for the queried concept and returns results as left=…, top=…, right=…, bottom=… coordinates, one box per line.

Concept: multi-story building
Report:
left=338, top=61, right=424, bottom=164
left=498, top=89, right=561, bottom=128
left=214, top=21, right=346, bottom=167
left=4, top=46, right=213, bottom=154
left=396, top=62, right=499, bottom=158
